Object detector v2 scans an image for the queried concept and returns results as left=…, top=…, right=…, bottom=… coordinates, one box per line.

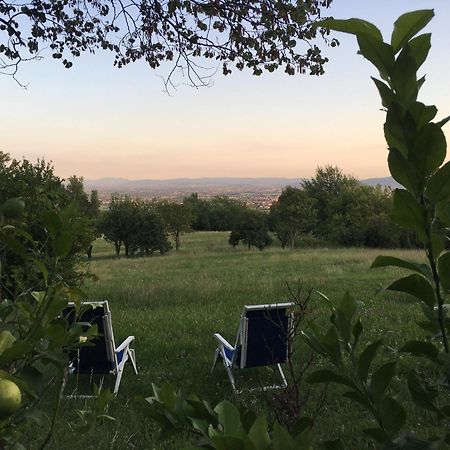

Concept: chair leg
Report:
left=114, top=363, right=125, bottom=395
left=277, top=364, right=288, bottom=388
left=224, top=362, right=236, bottom=392
left=129, top=349, right=138, bottom=375
left=211, top=348, right=220, bottom=373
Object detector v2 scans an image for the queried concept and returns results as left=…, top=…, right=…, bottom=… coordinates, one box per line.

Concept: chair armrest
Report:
left=115, top=335, right=135, bottom=353
left=213, top=333, right=234, bottom=351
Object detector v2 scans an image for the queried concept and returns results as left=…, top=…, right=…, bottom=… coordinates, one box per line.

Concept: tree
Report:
left=229, top=209, right=272, bottom=251
left=100, top=195, right=171, bottom=256
left=154, top=200, right=192, bottom=251
left=0, top=0, right=335, bottom=86
left=270, top=186, right=316, bottom=250
left=0, top=152, right=97, bottom=294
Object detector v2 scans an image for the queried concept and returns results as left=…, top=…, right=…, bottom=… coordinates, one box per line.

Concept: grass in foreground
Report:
left=40, top=232, right=428, bottom=449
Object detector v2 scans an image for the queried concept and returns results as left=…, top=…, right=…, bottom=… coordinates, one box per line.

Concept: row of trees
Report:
left=270, top=166, right=416, bottom=250
left=100, top=166, right=418, bottom=255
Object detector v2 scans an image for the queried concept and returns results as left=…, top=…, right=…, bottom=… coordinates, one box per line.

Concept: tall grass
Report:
left=43, top=232, right=427, bottom=449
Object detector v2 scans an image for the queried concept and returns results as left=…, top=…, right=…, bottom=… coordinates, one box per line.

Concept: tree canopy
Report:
left=0, top=0, right=335, bottom=85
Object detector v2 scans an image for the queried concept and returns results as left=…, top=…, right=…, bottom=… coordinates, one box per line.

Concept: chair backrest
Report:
left=64, top=301, right=117, bottom=374
left=236, top=303, right=293, bottom=369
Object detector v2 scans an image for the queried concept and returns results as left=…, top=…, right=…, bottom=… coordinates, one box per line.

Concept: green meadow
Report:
left=45, top=232, right=429, bottom=449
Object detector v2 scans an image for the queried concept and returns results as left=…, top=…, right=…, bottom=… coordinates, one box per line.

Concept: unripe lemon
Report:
left=0, top=380, right=21, bottom=419
left=0, top=198, right=25, bottom=219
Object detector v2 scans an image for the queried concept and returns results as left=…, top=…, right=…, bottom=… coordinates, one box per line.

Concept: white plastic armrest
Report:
left=213, top=333, right=234, bottom=351
left=115, top=335, right=135, bottom=353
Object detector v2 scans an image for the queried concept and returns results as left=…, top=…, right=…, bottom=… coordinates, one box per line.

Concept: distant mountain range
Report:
left=84, top=176, right=400, bottom=192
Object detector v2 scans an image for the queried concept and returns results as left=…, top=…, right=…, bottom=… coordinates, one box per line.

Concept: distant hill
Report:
left=84, top=176, right=400, bottom=193
left=362, top=177, right=401, bottom=188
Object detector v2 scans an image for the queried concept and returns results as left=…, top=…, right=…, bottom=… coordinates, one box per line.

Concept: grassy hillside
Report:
left=42, top=232, right=428, bottom=449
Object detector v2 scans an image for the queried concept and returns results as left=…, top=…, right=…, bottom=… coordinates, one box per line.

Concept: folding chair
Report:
left=211, top=303, right=294, bottom=392
left=64, top=300, right=138, bottom=395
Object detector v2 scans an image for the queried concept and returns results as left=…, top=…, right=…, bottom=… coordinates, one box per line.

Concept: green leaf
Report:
left=438, top=252, right=450, bottom=292
left=272, top=422, right=294, bottom=450
left=358, top=340, right=382, bottom=383
left=391, top=10, right=434, bottom=53
left=384, top=102, right=413, bottom=156
left=332, top=292, right=357, bottom=344
left=408, top=34, right=432, bottom=69
left=0, top=231, right=28, bottom=258
left=307, top=369, right=356, bottom=389
left=407, top=371, right=441, bottom=414
left=380, top=396, right=406, bottom=437
left=343, top=390, right=371, bottom=409
left=388, top=149, right=422, bottom=195
left=248, top=415, right=270, bottom=448
left=210, top=436, right=246, bottom=450
left=391, top=190, right=427, bottom=241
left=0, top=340, right=33, bottom=364
left=317, top=18, right=383, bottom=42
left=399, top=340, right=439, bottom=361
left=371, top=255, right=431, bottom=279
left=363, top=427, right=389, bottom=443
left=357, top=34, right=395, bottom=81
left=214, top=401, right=242, bottom=437
left=436, top=202, right=450, bottom=226
left=322, top=439, right=345, bottom=450
left=32, top=258, right=49, bottom=284
left=0, top=330, right=16, bottom=356
left=321, top=326, right=342, bottom=365
left=370, top=362, right=396, bottom=404
left=293, top=426, right=313, bottom=450
left=408, top=102, right=437, bottom=130
left=352, top=319, right=363, bottom=350
left=386, top=274, right=436, bottom=308
left=427, top=161, right=450, bottom=203
left=391, top=48, right=418, bottom=102
left=411, top=123, right=447, bottom=177
left=54, top=230, right=73, bottom=259
left=372, top=78, right=394, bottom=108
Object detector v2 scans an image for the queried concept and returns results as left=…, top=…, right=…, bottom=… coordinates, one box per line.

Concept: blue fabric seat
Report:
left=211, top=303, right=293, bottom=391
left=64, top=300, right=138, bottom=395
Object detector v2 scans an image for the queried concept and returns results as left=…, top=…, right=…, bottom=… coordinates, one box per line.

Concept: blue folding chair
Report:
left=64, top=300, right=138, bottom=395
left=211, top=303, right=294, bottom=391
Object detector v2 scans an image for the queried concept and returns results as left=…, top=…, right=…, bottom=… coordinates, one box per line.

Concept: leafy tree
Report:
left=129, top=201, right=171, bottom=256
left=302, top=9, right=450, bottom=448
left=0, top=0, right=335, bottom=85
left=0, top=152, right=97, bottom=294
left=153, top=200, right=192, bottom=251
left=270, top=186, right=316, bottom=250
left=100, top=195, right=170, bottom=256
left=229, top=209, right=272, bottom=251
left=0, top=198, right=110, bottom=448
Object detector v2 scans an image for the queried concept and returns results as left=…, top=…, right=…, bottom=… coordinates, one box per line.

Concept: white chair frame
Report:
left=68, top=301, right=138, bottom=395
left=211, top=303, right=293, bottom=392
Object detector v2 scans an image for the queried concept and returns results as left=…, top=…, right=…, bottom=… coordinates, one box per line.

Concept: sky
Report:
left=1, top=0, right=449, bottom=181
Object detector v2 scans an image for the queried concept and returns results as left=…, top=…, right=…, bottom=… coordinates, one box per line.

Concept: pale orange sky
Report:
left=1, top=0, right=449, bottom=180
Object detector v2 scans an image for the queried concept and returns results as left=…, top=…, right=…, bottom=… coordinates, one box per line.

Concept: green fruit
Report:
left=1, top=198, right=25, bottom=219
left=0, top=379, right=21, bottom=419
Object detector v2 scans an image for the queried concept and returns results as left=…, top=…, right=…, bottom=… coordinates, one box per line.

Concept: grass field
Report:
left=41, top=232, right=431, bottom=449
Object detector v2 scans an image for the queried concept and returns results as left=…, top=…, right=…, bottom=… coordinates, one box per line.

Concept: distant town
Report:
left=84, top=176, right=399, bottom=210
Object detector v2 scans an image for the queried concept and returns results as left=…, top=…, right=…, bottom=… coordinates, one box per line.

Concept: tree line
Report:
left=1, top=152, right=419, bottom=265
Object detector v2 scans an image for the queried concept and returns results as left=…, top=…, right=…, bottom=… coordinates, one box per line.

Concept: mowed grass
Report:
left=44, top=232, right=429, bottom=449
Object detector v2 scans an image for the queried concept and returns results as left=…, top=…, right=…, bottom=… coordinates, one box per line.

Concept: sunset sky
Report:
left=1, top=0, right=449, bottom=181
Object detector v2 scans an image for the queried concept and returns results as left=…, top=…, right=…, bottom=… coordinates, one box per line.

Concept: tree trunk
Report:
left=114, top=241, right=121, bottom=256
left=175, top=231, right=180, bottom=251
